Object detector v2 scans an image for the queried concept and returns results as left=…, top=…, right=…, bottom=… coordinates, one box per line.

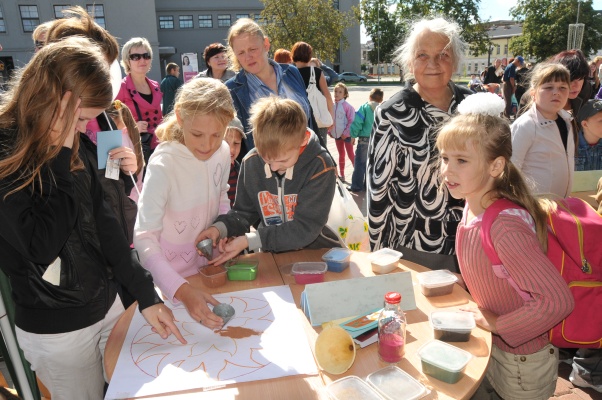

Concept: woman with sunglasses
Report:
left=196, top=43, right=235, bottom=83
left=116, top=37, right=163, bottom=160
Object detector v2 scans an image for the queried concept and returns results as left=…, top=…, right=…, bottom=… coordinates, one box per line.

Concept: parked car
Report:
left=338, top=72, right=367, bottom=83
left=321, top=64, right=339, bottom=86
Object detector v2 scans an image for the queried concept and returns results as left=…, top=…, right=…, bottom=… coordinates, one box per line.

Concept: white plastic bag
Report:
left=323, top=178, right=369, bottom=251
left=307, top=67, right=333, bottom=128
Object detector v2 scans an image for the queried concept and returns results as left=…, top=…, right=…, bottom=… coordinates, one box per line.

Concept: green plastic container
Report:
left=225, top=260, right=258, bottom=281
left=417, top=340, right=472, bottom=384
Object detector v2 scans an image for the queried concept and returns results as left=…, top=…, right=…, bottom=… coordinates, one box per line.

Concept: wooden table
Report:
left=105, top=250, right=491, bottom=400
left=273, top=249, right=492, bottom=400
left=104, top=252, right=326, bottom=399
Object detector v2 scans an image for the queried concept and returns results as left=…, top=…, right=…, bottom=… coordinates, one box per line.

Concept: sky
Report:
left=361, top=0, right=602, bottom=42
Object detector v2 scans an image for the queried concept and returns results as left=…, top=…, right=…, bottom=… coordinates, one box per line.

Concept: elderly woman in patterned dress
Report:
left=367, top=17, right=472, bottom=272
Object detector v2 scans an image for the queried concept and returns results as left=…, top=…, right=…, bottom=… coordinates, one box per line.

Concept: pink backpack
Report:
left=481, top=197, right=602, bottom=349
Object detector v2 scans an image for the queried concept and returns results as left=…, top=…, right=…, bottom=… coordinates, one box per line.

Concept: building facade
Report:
left=0, top=0, right=360, bottom=84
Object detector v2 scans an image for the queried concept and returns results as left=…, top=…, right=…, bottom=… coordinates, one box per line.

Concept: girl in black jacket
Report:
left=0, top=37, right=185, bottom=399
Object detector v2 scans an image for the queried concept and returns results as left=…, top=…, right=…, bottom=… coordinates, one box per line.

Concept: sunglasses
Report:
left=129, top=53, right=151, bottom=61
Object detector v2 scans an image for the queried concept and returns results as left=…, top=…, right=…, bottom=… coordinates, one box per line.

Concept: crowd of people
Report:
left=0, top=5, right=600, bottom=399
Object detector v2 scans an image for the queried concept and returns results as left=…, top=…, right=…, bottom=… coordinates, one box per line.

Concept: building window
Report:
left=496, top=45, right=500, bottom=55
left=254, top=14, right=264, bottom=25
left=199, top=15, right=212, bottom=28
left=86, top=5, right=105, bottom=28
left=504, top=44, right=508, bottom=55
left=475, top=63, right=478, bottom=73
left=218, top=15, right=231, bottom=27
left=19, top=5, right=40, bottom=32
left=333, top=0, right=339, bottom=9
left=179, top=15, right=193, bottom=29
left=159, top=15, right=174, bottom=29
left=54, top=5, right=70, bottom=19
left=0, top=5, right=5, bottom=33
left=236, top=14, right=249, bottom=20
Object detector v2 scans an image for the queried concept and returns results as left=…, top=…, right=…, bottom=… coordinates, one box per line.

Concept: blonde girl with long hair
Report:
left=0, top=37, right=184, bottom=399
left=134, top=78, right=235, bottom=329
left=437, top=93, right=573, bottom=400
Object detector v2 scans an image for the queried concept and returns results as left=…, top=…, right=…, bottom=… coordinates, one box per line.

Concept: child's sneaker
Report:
left=570, top=365, right=602, bottom=393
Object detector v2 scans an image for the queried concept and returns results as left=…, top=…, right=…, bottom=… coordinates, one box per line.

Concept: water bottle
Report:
left=378, top=291, right=406, bottom=363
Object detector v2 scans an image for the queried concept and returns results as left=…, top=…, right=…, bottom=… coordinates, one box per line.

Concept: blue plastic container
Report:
left=322, top=248, right=352, bottom=272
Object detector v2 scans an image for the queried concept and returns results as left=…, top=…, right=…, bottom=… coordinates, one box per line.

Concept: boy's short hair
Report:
left=165, top=62, right=179, bottom=75
left=250, top=96, right=307, bottom=159
left=369, top=88, right=384, bottom=103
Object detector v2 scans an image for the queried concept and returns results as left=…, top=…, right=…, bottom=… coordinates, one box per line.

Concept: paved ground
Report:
left=331, top=83, right=601, bottom=400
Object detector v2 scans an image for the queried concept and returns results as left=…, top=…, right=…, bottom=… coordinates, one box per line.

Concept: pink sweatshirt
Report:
left=456, top=209, right=573, bottom=354
left=134, top=140, right=231, bottom=302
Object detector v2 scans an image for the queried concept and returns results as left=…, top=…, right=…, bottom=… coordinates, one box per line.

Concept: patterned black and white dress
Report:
left=367, top=81, right=472, bottom=263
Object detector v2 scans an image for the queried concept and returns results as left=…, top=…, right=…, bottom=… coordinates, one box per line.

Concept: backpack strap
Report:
left=481, top=199, right=533, bottom=302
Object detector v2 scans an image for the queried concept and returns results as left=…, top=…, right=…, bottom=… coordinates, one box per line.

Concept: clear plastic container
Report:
left=322, top=248, right=352, bottom=272
left=430, top=311, right=476, bottom=342
left=417, top=269, right=458, bottom=297
left=366, top=366, right=427, bottom=400
left=417, top=340, right=472, bottom=384
left=291, top=262, right=327, bottom=284
left=368, top=248, right=403, bottom=274
left=225, top=260, right=258, bottom=281
left=326, top=376, right=385, bottom=400
left=198, top=265, right=227, bottom=288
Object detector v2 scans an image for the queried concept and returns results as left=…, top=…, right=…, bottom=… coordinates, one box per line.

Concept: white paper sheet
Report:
left=105, top=285, right=318, bottom=399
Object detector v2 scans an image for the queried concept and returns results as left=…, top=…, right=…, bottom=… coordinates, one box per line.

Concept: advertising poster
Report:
left=181, top=52, right=199, bottom=82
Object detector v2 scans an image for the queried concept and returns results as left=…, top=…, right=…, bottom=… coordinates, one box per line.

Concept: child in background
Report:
left=348, top=88, right=383, bottom=192
left=106, top=99, right=145, bottom=201
left=0, top=37, right=184, bottom=399
left=329, top=82, right=355, bottom=182
left=511, top=62, right=574, bottom=197
left=225, top=117, right=246, bottom=207
left=575, top=99, right=602, bottom=170
left=134, top=78, right=234, bottom=329
left=197, top=97, right=338, bottom=266
left=437, top=93, right=573, bottom=400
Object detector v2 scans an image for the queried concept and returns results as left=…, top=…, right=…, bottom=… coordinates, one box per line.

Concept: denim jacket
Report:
left=575, top=131, right=602, bottom=171
left=225, top=62, right=312, bottom=152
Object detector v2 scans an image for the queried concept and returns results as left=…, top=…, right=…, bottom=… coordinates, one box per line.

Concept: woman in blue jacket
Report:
left=225, top=18, right=313, bottom=159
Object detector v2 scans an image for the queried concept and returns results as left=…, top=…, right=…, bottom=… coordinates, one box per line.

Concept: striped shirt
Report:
left=456, top=210, right=573, bottom=354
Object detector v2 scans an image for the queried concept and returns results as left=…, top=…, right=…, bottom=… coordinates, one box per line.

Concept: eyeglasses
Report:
left=34, top=40, right=44, bottom=49
left=129, top=53, right=151, bottom=61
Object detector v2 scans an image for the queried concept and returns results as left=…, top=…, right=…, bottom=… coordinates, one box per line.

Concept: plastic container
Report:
left=326, top=376, right=385, bottom=400
left=198, top=265, right=227, bottom=288
left=291, top=262, right=327, bottom=284
left=322, top=248, right=352, bottom=272
left=368, top=248, right=403, bottom=274
left=366, top=366, right=427, bottom=400
left=417, top=340, right=472, bottom=384
left=430, top=311, right=476, bottom=342
left=417, top=269, right=458, bottom=297
left=225, top=260, right=258, bottom=281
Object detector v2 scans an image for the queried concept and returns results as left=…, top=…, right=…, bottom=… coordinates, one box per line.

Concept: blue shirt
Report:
left=575, top=131, right=602, bottom=171
left=503, top=63, right=517, bottom=82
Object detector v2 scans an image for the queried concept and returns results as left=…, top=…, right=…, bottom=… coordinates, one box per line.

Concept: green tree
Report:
left=358, top=0, right=489, bottom=66
left=260, top=0, right=357, bottom=64
left=510, top=0, right=602, bottom=61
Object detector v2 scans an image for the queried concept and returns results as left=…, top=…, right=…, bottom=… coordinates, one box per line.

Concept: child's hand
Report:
left=136, top=120, right=149, bottom=133
left=50, top=91, right=81, bottom=148
left=141, top=303, right=187, bottom=344
left=175, top=283, right=223, bottom=330
left=195, top=227, right=221, bottom=256
left=210, top=236, right=248, bottom=265
left=109, top=146, right=137, bottom=174
left=351, top=138, right=356, bottom=145
left=459, top=306, right=499, bottom=334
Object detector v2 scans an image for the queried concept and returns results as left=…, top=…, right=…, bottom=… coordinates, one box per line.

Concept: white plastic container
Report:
left=368, top=248, right=403, bottom=274
left=430, top=311, right=476, bottom=342
left=417, top=269, right=458, bottom=297
left=366, top=366, right=427, bottom=400
left=417, top=340, right=472, bottom=384
left=326, top=376, right=385, bottom=400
